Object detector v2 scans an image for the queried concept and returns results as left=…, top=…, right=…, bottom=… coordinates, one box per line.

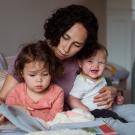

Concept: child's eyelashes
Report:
left=88, top=60, right=93, bottom=63
left=87, top=60, right=105, bottom=65
left=28, top=73, right=49, bottom=77
left=42, top=73, right=49, bottom=76
left=98, top=61, right=105, bottom=65
left=29, top=74, right=36, bottom=77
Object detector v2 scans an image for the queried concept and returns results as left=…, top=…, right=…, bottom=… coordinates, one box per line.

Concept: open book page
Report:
left=0, top=103, right=117, bottom=135
left=0, top=125, right=25, bottom=135
left=50, top=120, right=105, bottom=130
left=26, top=129, right=96, bottom=135
left=0, top=103, right=49, bottom=132
left=0, top=122, right=15, bottom=130
left=0, top=122, right=19, bottom=133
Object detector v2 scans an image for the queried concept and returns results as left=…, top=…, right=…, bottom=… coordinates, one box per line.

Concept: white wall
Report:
left=0, top=0, right=106, bottom=56
left=106, top=0, right=134, bottom=88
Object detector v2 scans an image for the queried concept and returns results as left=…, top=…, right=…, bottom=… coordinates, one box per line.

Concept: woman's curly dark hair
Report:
left=14, top=40, right=62, bottom=82
left=44, top=4, right=98, bottom=49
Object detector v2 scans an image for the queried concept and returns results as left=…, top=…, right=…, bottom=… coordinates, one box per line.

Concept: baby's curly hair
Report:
left=77, top=42, right=108, bottom=60
left=44, top=4, right=98, bottom=48
left=14, top=40, right=61, bottom=82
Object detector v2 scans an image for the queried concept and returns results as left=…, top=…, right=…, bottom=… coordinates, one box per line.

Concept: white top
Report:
left=70, top=74, right=107, bottom=110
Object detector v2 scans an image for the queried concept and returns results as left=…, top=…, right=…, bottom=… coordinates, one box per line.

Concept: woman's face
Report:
left=51, top=23, right=88, bottom=60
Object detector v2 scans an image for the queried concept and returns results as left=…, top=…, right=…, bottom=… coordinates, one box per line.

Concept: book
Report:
left=83, top=124, right=117, bottom=135
left=0, top=103, right=117, bottom=135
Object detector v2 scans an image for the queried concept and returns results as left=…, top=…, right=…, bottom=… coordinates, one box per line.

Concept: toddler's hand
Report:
left=26, top=106, right=34, bottom=111
left=0, top=97, right=7, bottom=124
left=0, top=114, right=7, bottom=124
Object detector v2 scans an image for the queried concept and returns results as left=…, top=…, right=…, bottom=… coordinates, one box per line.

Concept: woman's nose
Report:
left=63, top=42, right=71, bottom=53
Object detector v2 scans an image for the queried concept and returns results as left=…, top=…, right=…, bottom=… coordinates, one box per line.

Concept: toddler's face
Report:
left=78, top=50, right=107, bottom=81
left=22, top=61, right=51, bottom=94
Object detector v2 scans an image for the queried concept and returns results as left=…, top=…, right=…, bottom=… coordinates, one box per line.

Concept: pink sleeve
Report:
left=46, top=87, right=64, bottom=120
left=6, top=85, right=23, bottom=105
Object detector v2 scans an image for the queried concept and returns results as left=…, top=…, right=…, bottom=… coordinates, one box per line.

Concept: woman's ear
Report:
left=77, top=60, right=82, bottom=74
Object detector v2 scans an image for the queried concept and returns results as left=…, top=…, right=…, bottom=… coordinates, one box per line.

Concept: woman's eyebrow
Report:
left=64, top=33, right=70, bottom=38
left=65, top=33, right=84, bottom=45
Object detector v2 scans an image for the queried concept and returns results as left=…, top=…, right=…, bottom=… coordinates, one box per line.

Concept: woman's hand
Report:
left=93, top=86, right=117, bottom=109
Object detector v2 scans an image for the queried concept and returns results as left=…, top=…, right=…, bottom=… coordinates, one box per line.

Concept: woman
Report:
left=43, top=4, right=115, bottom=106
left=1, top=4, right=134, bottom=135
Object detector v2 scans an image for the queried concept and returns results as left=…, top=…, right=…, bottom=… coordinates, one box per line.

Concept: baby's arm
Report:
left=68, top=95, right=89, bottom=112
left=68, top=76, right=90, bottom=112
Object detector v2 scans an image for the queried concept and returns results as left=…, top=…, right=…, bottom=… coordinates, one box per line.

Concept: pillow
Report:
left=0, top=53, right=8, bottom=70
left=104, top=63, right=129, bottom=81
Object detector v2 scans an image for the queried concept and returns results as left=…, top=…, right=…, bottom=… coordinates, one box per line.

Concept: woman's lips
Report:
left=57, top=50, right=67, bottom=59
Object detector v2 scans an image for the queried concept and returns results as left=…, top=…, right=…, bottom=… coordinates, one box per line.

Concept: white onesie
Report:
left=70, top=74, right=107, bottom=110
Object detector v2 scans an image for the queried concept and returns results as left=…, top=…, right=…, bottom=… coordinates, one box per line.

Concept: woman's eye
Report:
left=73, top=43, right=82, bottom=48
left=62, top=34, right=69, bottom=40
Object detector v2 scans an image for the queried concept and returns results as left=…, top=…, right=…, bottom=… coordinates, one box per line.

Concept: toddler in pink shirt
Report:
left=6, top=41, right=64, bottom=121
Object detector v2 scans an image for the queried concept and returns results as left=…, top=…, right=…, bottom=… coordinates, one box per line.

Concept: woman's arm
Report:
left=0, top=74, right=18, bottom=101
left=0, top=75, right=18, bottom=124
left=93, top=86, right=117, bottom=109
